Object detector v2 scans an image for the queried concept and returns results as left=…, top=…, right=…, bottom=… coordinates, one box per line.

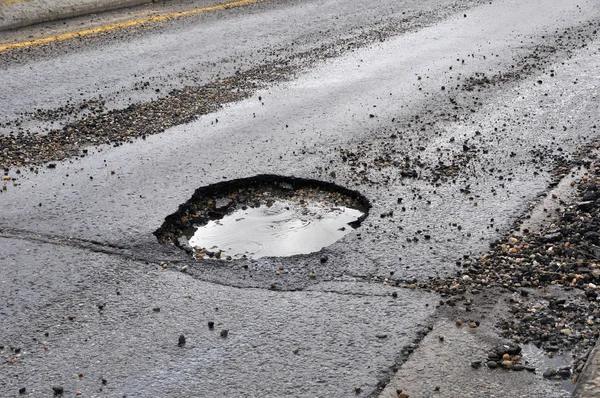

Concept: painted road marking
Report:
left=0, top=0, right=30, bottom=5
left=0, top=0, right=260, bottom=52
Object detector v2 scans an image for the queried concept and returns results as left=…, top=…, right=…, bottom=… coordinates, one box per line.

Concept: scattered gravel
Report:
left=405, top=145, right=600, bottom=379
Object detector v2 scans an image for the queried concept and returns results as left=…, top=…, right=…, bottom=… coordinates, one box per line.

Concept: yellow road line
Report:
left=0, top=0, right=260, bottom=52
left=0, top=0, right=30, bottom=5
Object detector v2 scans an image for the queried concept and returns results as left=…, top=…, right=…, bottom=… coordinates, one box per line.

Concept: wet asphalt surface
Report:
left=1, top=0, right=600, bottom=396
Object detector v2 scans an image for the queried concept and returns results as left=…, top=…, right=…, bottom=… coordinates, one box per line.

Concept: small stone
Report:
left=512, top=364, right=525, bottom=371
left=220, top=329, right=228, bottom=338
left=52, top=386, right=64, bottom=396
left=455, top=319, right=462, bottom=327
left=178, top=334, right=186, bottom=347
left=502, top=353, right=510, bottom=361
left=67, top=314, right=75, bottom=321
left=501, top=360, right=513, bottom=369
left=558, top=369, right=571, bottom=378
left=293, top=348, right=300, bottom=354
left=152, top=307, right=160, bottom=312
left=392, top=292, right=398, bottom=298
left=471, top=360, right=482, bottom=369
left=376, top=332, right=388, bottom=339
left=19, top=387, right=26, bottom=395
left=398, top=392, right=410, bottom=398
left=487, top=352, right=500, bottom=361
left=543, top=369, right=557, bottom=378
left=354, top=385, right=361, bottom=393
left=469, top=321, right=478, bottom=328
left=102, top=379, right=107, bottom=385
left=309, top=272, right=317, bottom=279
left=208, top=321, right=215, bottom=330
left=487, top=361, right=498, bottom=369
left=494, top=342, right=521, bottom=356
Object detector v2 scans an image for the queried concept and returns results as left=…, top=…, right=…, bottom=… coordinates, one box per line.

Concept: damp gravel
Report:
left=188, top=200, right=363, bottom=260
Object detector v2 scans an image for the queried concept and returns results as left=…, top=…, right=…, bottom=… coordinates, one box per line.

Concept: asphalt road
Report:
left=1, top=0, right=600, bottom=396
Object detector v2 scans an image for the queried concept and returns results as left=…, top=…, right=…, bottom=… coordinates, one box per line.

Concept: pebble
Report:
left=487, top=361, right=498, bottom=369
left=220, top=329, right=228, bottom=338
left=208, top=321, right=215, bottom=330
left=543, top=369, right=557, bottom=378
left=52, top=386, right=64, bottom=396
left=178, top=334, right=186, bottom=347
left=558, top=368, right=571, bottom=378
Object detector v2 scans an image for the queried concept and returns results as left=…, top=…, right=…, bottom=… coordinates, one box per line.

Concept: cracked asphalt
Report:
left=1, top=0, right=600, bottom=396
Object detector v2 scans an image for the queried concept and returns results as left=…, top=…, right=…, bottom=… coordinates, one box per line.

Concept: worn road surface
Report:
left=1, top=0, right=600, bottom=396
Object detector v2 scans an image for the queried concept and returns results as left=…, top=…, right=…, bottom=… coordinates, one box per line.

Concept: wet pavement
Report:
left=1, top=0, right=600, bottom=396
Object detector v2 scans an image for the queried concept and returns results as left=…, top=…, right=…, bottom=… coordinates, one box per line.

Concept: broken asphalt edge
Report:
left=574, top=336, right=600, bottom=397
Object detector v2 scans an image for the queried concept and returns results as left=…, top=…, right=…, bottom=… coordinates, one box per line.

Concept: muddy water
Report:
left=189, top=200, right=364, bottom=259
left=521, top=344, right=575, bottom=393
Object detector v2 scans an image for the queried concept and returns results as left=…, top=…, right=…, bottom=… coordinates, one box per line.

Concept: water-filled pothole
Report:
left=155, top=175, right=370, bottom=260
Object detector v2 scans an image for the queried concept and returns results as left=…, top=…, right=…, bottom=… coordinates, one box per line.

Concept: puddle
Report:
left=155, top=174, right=370, bottom=259
left=521, top=344, right=575, bottom=393
left=189, top=200, right=363, bottom=259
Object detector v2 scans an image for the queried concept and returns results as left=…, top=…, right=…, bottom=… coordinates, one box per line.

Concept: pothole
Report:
left=155, top=175, right=370, bottom=260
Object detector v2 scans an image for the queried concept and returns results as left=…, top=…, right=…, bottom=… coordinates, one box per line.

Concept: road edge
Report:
left=0, top=0, right=156, bottom=31
left=574, top=337, right=600, bottom=397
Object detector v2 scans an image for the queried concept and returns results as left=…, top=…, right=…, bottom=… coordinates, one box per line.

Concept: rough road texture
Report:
left=1, top=0, right=600, bottom=396
left=0, top=0, right=153, bottom=31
